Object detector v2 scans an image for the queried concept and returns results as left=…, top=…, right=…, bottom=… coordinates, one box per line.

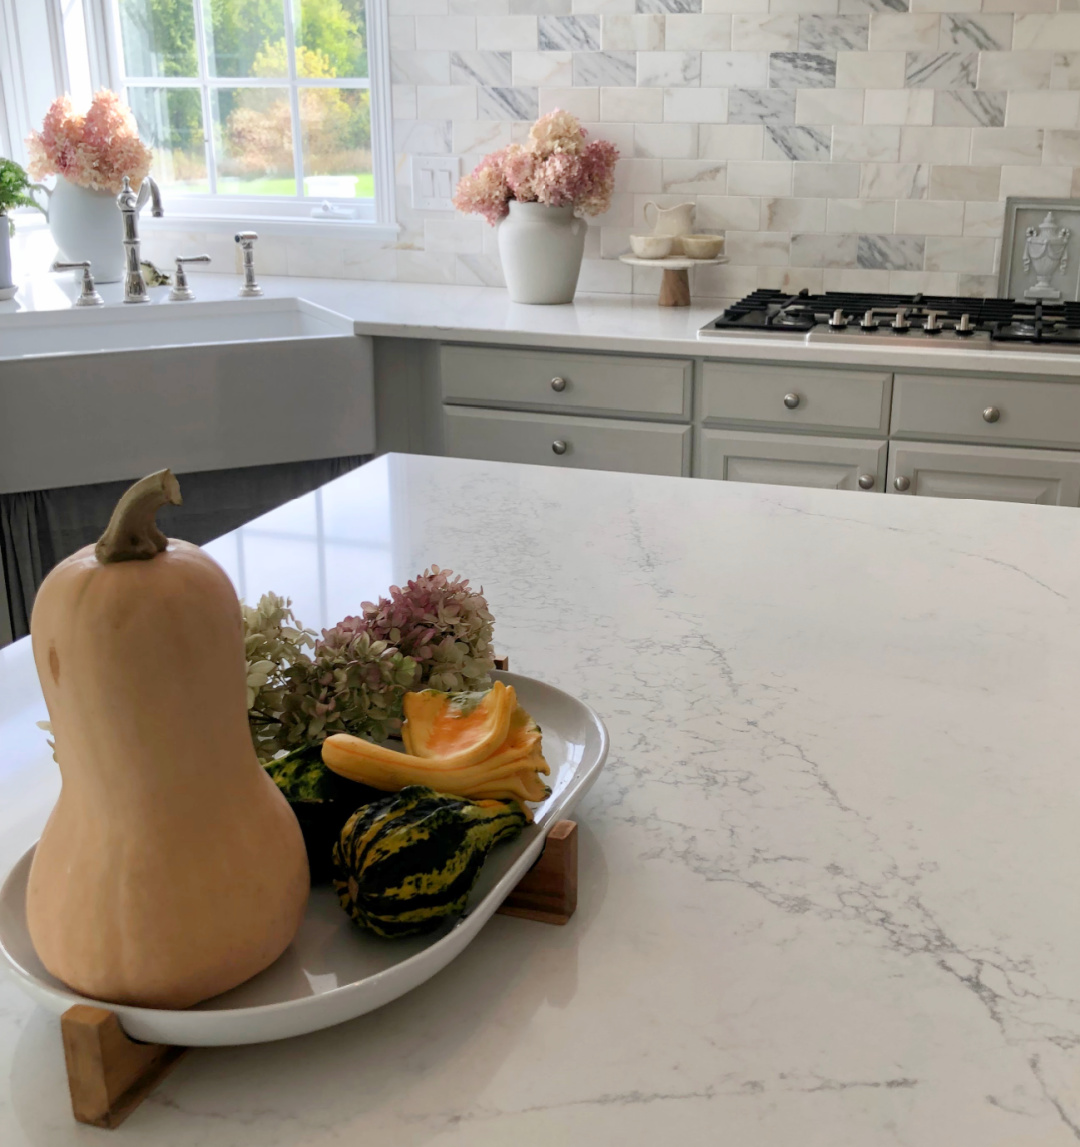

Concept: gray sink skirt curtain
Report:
left=1, top=456, right=367, bottom=641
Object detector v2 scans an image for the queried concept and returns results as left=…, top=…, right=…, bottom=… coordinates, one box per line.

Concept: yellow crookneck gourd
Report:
left=321, top=681, right=551, bottom=815
left=26, top=470, right=310, bottom=1010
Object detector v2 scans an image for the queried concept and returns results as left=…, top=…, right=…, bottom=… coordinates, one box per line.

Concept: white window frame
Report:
left=91, top=0, right=396, bottom=238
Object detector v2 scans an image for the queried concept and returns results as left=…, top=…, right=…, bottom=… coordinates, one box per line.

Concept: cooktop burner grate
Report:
left=702, top=288, right=1080, bottom=350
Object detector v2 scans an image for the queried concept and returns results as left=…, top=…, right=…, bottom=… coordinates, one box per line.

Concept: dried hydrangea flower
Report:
left=350, top=566, right=496, bottom=694
left=275, top=629, right=420, bottom=751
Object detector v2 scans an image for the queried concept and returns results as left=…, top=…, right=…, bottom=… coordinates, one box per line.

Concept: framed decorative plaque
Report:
left=1000, top=197, right=1080, bottom=303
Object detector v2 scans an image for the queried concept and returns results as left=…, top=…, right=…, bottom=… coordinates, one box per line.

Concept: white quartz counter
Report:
left=3, top=453, right=1080, bottom=1144
left=6, top=270, right=1080, bottom=378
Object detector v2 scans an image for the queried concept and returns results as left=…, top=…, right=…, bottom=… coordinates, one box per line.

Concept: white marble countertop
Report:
left=4, top=453, right=1080, bottom=1144
left=6, top=269, right=1080, bottom=378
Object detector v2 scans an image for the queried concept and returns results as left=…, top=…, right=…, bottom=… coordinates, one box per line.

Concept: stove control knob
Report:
left=957, top=314, right=973, bottom=335
left=983, top=406, right=1001, bottom=424
left=783, top=392, right=801, bottom=410
left=858, top=474, right=875, bottom=490
left=892, top=309, right=910, bottom=331
left=923, top=310, right=941, bottom=333
left=894, top=476, right=911, bottom=492
left=861, top=310, right=878, bottom=330
left=829, top=308, right=848, bottom=329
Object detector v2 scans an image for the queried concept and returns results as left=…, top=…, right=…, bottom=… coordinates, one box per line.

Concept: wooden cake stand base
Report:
left=60, top=819, right=580, bottom=1128
left=618, top=254, right=727, bottom=307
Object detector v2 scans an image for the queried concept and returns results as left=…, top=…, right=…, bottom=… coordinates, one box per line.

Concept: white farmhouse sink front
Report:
left=0, top=297, right=374, bottom=495
left=0, top=297, right=352, bottom=360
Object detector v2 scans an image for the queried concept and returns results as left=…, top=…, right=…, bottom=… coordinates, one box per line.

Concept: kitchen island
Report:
left=3, top=452, right=1080, bottom=1145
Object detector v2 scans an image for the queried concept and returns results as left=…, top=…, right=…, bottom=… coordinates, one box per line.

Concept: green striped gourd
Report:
left=333, top=786, right=526, bottom=938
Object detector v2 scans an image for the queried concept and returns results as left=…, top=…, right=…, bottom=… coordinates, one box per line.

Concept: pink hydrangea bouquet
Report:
left=454, top=110, right=618, bottom=226
left=26, top=91, right=153, bottom=195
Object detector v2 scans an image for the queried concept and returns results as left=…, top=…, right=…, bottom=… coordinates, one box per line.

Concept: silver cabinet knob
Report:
left=550, top=376, right=567, bottom=392
left=551, top=440, right=568, bottom=456
left=783, top=392, right=801, bottom=409
left=894, top=475, right=911, bottom=492
left=857, top=473, right=875, bottom=490
left=983, top=406, right=1000, bottom=423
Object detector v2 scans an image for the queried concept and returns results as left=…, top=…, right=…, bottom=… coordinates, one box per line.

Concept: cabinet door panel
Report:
left=698, top=429, right=888, bottom=491
left=444, top=406, right=690, bottom=476
left=887, top=442, right=1080, bottom=505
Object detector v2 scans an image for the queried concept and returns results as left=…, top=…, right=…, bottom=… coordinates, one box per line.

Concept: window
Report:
left=103, top=0, right=393, bottom=230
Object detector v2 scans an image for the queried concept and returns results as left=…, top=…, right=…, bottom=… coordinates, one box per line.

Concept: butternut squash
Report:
left=26, top=470, right=309, bottom=1009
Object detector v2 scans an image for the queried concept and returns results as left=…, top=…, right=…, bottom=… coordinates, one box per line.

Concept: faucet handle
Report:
left=235, top=231, right=262, bottom=297
left=53, top=260, right=104, bottom=307
left=169, top=254, right=211, bottom=302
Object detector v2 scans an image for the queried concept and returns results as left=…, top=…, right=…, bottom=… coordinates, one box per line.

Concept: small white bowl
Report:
left=681, top=234, right=725, bottom=259
left=629, top=234, right=674, bottom=259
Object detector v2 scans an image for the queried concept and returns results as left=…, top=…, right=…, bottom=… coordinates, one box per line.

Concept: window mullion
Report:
left=282, top=0, right=304, bottom=201
left=191, top=0, right=217, bottom=196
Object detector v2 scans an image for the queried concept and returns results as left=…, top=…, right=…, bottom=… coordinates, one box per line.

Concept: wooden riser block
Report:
left=497, top=819, right=578, bottom=925
left=61, top=1005, right=186, bottom=1128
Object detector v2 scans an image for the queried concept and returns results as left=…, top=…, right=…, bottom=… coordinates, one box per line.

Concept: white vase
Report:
left=47, top=177, right=125, bottom=284
left=0, top=216, right=13, bottom=294
left=497, top=201, right=586, bottom=305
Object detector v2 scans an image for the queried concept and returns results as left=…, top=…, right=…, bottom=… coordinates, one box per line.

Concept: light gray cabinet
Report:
left=444, top=406, right=691, bottom=476
left=441, top=345, right=692, bottom=419
left=891, top=372, right=1080, bottom=450
left=701, top=362, right=892, bottom=436
left=429, top=340, right=1080, bottom=507
left=887, top=442, right=1080, bottom=505
left=698, top=430, right=888, bottom=491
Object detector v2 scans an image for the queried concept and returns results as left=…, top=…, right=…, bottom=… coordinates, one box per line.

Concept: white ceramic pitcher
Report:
left=643, top=201, right=695, bottom=256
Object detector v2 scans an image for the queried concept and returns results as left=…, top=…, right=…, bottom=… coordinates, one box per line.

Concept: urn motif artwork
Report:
left=453, top=110, right=618, bottom=305
left=1022, top=212, right=1070, bottom=301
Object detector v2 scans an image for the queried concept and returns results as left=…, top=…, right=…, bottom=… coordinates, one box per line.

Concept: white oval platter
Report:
left=0, top=671, right=608, bottom=1047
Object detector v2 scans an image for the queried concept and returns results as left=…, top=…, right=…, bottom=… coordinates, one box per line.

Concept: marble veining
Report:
left=477, top=86, right=539, bottom=121
left=573, top=50, right=636, bottom=86
left=765, top=125, right=831, bottom=162
left=539, top=15, right=599, bottom=52
left=940, top=16, right=1011, bottom=52
left=636, top=0, right=701, bottom=11
left=857, top=233, right=925, bottom=269
left=798, top=16, right=869, bottom=52
left=905, top=52, right=978, bottom=89
left=451, top=50, right=513, bottom=87
left=769, top=51, right=837, bottom=89
left=5, top=452, right=1080, bottom=1145
left=729, top=88, right=796, bottom=125
left=934, top=90, right=1007, bottom=127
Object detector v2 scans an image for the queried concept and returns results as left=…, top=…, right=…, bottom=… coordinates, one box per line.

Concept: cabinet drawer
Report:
left=698, top=429, right=887, bottom=491
left=892, top=373, right=1080, bottom=449
left=701, top=363, right=891, bottom=434
left=444, top=406, right=690, bottom=476
left=887, top=441, right=1080, bottom=505
left=441, top=345, right=691, bottom=418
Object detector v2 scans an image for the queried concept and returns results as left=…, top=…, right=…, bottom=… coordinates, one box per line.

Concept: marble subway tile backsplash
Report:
left=158, top=0, right=1080, bottom=296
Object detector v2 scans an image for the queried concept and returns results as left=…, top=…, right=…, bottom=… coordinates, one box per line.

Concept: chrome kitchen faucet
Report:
left=116, top=174, right=163, bottom=304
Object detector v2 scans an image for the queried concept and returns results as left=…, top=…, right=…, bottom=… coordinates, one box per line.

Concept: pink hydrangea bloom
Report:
left=454, top=110, right=618, bottom=226
left=26, top=90, right=152, bottom=194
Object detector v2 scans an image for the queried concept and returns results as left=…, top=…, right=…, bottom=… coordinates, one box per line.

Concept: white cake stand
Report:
left=619, top=254, right=727, bottom=307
